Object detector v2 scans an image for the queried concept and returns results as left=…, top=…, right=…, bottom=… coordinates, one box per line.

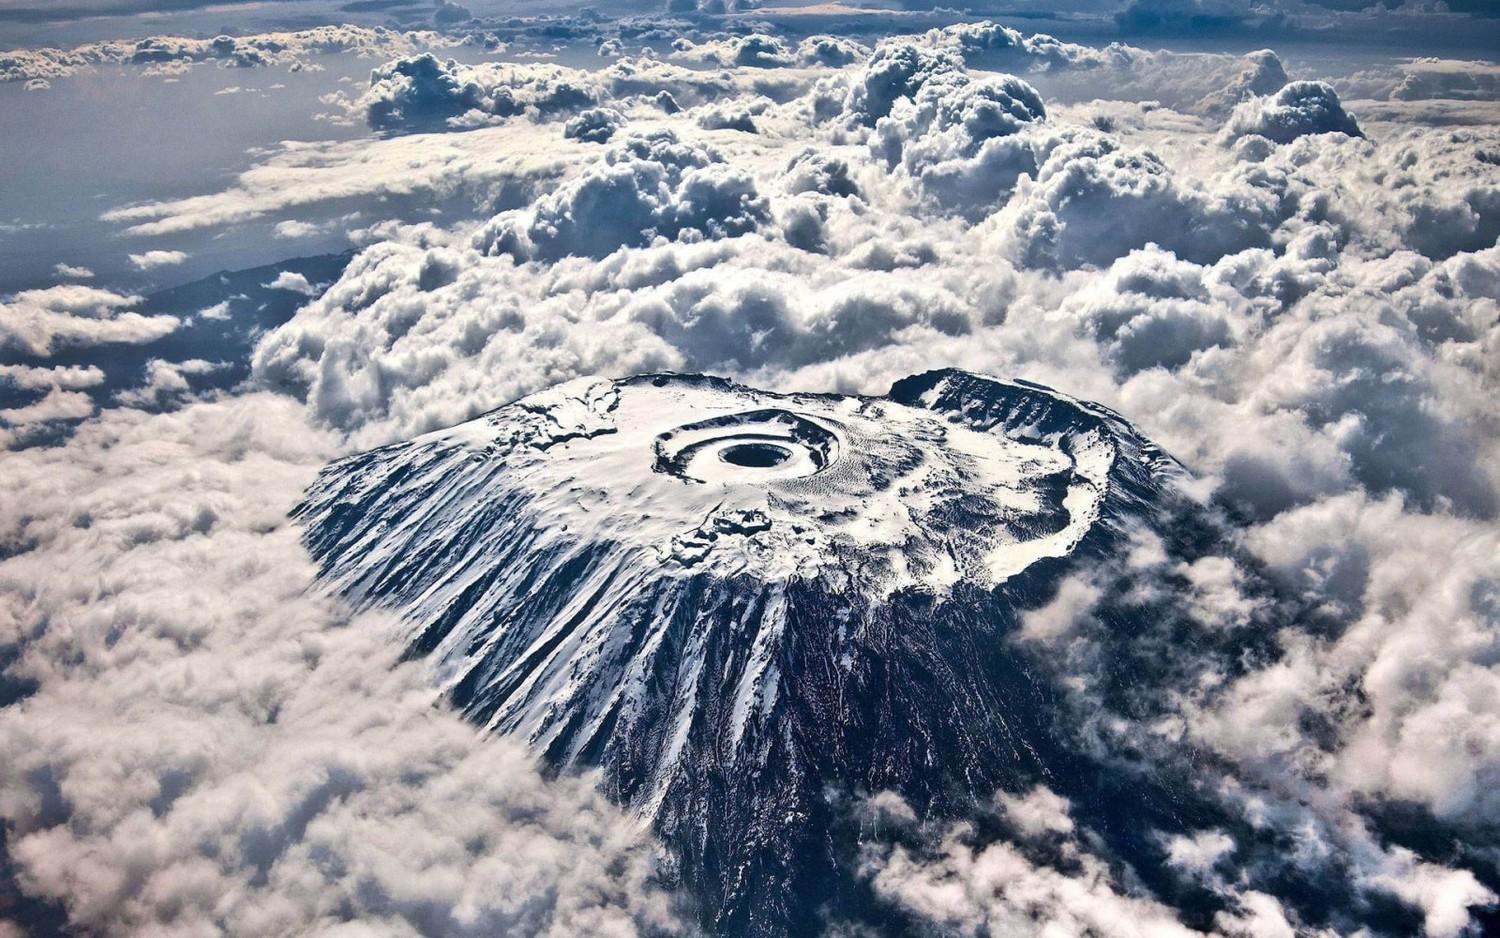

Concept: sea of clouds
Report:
left=2, top=10, right=1499, bottom=937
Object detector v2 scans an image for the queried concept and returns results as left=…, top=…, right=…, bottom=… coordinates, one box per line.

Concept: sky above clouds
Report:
left=1, top=1, right=1499, bottom=936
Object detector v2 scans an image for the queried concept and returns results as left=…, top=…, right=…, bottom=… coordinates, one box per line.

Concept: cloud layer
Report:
left=0, top=25, right=461, bottom=84
left=3, top=15, right=1500, bottom=938
left=0, top=396, right=682, bottom=937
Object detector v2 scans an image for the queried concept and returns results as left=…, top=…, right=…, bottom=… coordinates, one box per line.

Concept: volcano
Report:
left=296, top=370, right=1266, bottom=936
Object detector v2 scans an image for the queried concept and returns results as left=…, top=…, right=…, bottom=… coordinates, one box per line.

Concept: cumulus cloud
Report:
left=373, top=43, right=817, bottom=138
left=870, top=69, right=1046, bottom=216
left=564, top=106, right=627, bottom=143
left=917, top=20, right=1112, bottom=73
left=0, top=365, right=108, bottom=442
left=985, top=132, right=1286, bottom=270
left=472, top=130, right=769, bottom=263
left=1195, top=48, right=1291, bottom=115
left=1222, top=80, right=1363, bottom=145
left=694, top=100, right=760, bottom=133
left=1053, top=246, right=1240, bottom=372
left=993, top=785, right=1074, bottom=838
left=1224, top=494, right=1500, bottom=820
left=781, top=148, right=861, bottom=199
left=835, top=22, right=1295, bottom=120
left=1164, top=829, right=1236, bottom=876
left=796, top=35, right=868, bottom=68
left=249, top=220, right=979, bottom=441
left=836, top=41, right=964, bottom=127
left=672, top=33, right=794, bottom=69
left=866, top=826, right=1205, bottom=937
left=360, top=54, right=599, bottom=132
left=271, top=219, right=328, bottom=240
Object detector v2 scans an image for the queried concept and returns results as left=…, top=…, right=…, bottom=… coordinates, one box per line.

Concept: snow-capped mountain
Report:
left=296, top=370, right=1225, bottom=936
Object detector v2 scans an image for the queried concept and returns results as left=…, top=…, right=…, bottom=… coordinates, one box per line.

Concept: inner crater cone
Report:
left=720, top=442, right=793, bottom=467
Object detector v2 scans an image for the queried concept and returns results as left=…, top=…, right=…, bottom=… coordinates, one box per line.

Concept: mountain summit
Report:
left=297, top=371, right=1229, bottom=935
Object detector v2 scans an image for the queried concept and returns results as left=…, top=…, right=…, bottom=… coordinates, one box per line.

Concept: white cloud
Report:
left=272, top=219, right=326, bottom=240
left=1052, top=246, right=1240, bottom=373
left=0, top=363, right=105, bottom=391
left=1019, top=573, right=1102, bottom=643
left=1363, top=847, right=1496, bottom=938
left=0, top=387, right=95, bottom=427
left=266, top=270, right=318, bottom=295
left=695, top=100, right=761, bottom=133
left=983, top=133, right=1282, bottom=271
left=196, top=300, right=232, bottom=321
left=994, top=785, right=1074, bottom=838
left=1177, top=555, right=1263, bottom=629
left=128, top=249, right=188, bottom=270
left=0, top=286, right=176, bottom=356
left=796, top=35, right=868, bottom=68
left=870, top=69, right=1047, bottom=217
left=1165, top=829, right=1235, bottom=876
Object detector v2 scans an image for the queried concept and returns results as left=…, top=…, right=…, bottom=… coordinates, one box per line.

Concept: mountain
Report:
left=294, top=370, right=1264, bottom=936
